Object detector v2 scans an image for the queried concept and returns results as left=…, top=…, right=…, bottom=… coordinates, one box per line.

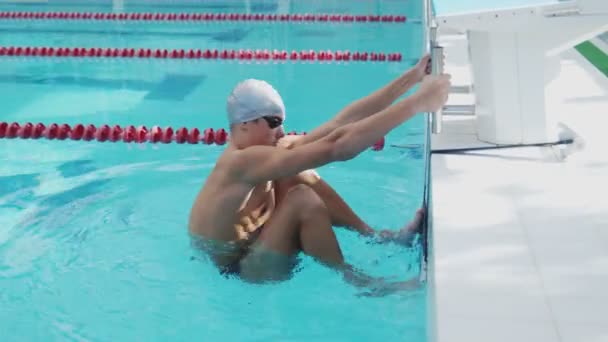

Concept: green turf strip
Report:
left=575, top=41, right=608, bottom=77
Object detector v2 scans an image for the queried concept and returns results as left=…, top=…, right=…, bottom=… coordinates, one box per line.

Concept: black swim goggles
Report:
left=262, top=116, right=283, bottom=129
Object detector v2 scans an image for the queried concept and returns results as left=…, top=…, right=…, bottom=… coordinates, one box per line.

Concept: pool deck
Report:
left=429, top=32, right=608, bottom=342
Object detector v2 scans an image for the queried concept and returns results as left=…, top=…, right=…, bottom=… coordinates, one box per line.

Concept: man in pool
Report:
left=189, top=54, right=450, bottom=291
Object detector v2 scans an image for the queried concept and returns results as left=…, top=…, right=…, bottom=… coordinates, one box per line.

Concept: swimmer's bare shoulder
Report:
left=188, top=147, right=252, bottom=241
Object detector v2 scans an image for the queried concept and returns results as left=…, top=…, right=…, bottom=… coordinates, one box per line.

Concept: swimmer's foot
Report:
left=403, top=207, right=425, bottom=234
left=376, top=208, right=425, bottom=246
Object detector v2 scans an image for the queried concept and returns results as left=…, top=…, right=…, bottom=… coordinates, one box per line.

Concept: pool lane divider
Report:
left=0, top=11, right=407, bottom=24
left=0, top=122, right=386, bottom=151
left=0, top=46, right=403, bottom=63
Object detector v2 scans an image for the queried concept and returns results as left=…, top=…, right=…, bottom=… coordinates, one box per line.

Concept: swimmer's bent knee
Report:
left=284, top=184, right=327, bottom=212
left=285, top=184, right=318, bottom=199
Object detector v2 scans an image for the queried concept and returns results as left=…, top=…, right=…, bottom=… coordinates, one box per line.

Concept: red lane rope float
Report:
left=0, top=11, right=407, bottom=23
left=0, top=46, right=403, bottom=63
left=0, top=122, right=386, bottom=151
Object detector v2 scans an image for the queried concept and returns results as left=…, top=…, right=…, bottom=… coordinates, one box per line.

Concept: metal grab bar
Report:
left=431, top=44, right=444, bottom=133
left=427, top=14, right=444, bottom=134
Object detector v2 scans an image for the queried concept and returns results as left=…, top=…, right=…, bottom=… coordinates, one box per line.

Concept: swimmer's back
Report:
left=190, top=149, right=239, bottom=234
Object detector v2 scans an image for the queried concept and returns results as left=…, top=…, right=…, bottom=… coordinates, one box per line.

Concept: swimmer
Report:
left=189, top=54, right=450, bottom=294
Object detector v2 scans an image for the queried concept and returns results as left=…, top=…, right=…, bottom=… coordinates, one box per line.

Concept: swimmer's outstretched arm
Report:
left=296, top=54, right=433, bottom=146
left=228, top=74, right=450, bottom=185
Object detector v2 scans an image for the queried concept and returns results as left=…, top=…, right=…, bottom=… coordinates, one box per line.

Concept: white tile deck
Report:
left=430, top=33, right=608, bottom=342
left=438, top=316, right=561, bottom=342
left=558, top=323, right=608, bottom=342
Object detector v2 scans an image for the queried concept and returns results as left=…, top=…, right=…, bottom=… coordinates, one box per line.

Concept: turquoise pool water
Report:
left=0, top=1, right=429, bottom=340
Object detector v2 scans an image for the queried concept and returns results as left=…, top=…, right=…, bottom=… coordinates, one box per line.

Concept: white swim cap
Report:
left=226, top=79, right=285, bottom=125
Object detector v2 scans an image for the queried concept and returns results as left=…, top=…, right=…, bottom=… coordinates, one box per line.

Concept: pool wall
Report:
left=422, top=1, right=437, bottom=342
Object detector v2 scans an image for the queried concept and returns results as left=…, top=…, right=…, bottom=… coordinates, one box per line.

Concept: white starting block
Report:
left=435, top=0, right=608, bottom=144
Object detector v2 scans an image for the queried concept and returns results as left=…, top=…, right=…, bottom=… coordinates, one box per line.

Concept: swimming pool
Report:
left=0, top=0, right=429, bottom=340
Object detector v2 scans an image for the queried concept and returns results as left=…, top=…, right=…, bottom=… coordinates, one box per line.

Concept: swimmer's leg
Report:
left=275, top=172, right=424, bottom=246
left=240, top=185, right=421, bottom=295
left=239, top=184, right=344, bottom=282
left=275, top=171, right=375, bottom=236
